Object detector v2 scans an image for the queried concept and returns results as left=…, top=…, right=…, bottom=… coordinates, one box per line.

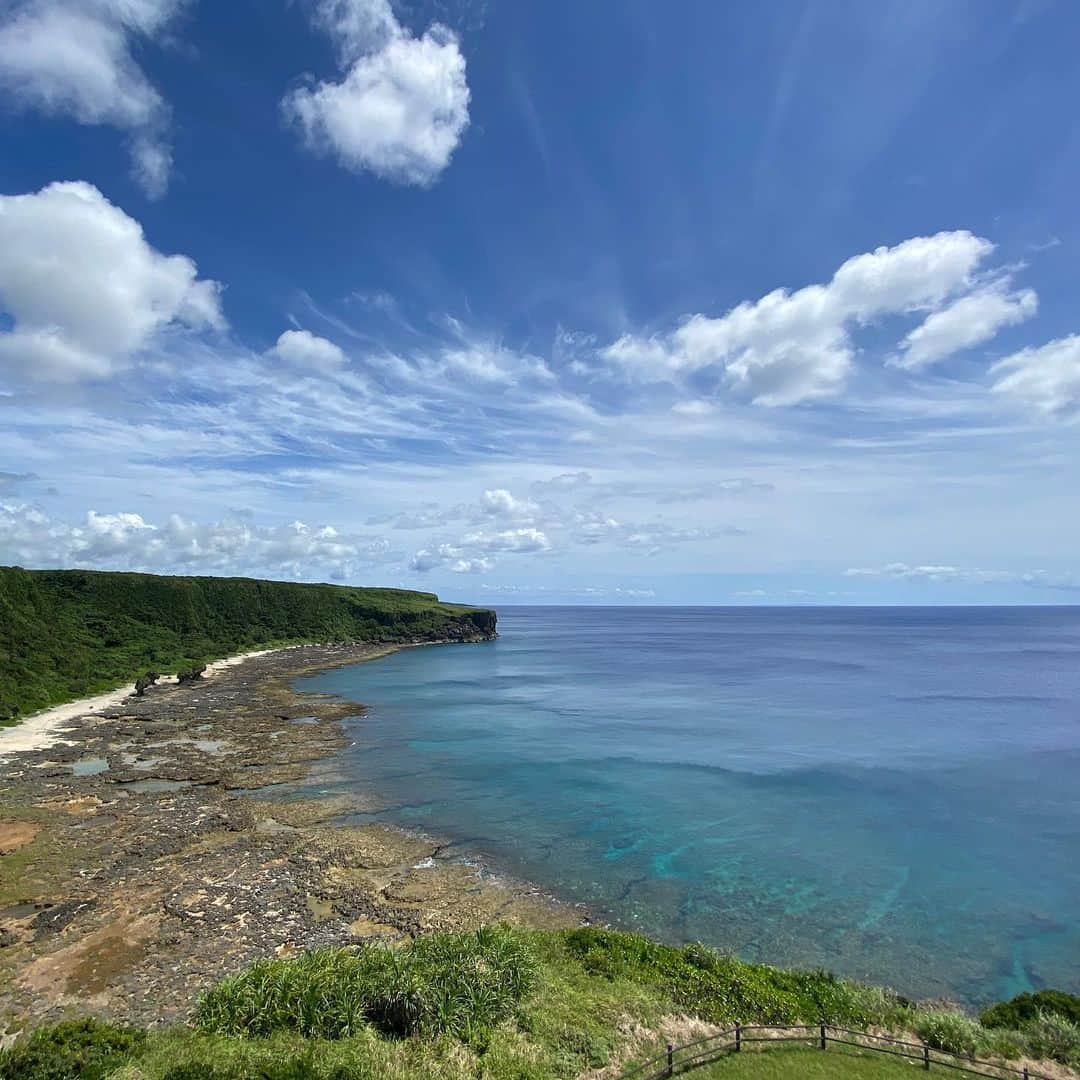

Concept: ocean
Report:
left=295, top=606, right=1080, bottom=1006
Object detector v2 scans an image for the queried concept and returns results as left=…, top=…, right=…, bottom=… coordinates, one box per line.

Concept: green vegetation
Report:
left=560, top=927, right=892, bottom=1027
left=4, top=927, right=1077, bottom=1080
left=0, top=566, right=495, bottom=720
left=195, top=926, right=537, bottom=1042
left=0, top=1018, right=144, bottom=1080
left=981, top=988, right=1080, bottom=1029
left=691, top=1046, right=934, bottom=1078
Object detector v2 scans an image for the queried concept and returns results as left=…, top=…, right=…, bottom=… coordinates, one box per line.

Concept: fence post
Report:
left=735, top=1022, right=741, bottom=1052
left=820, top=1021, right=826, bottom=1050
left=923, top=1043, right=930, bottom=1071
left=666, top=1041, right=673, bottom=1077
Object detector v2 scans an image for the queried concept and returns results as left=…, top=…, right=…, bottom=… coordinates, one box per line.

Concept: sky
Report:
left=0, top=0, right=1078, bottom=605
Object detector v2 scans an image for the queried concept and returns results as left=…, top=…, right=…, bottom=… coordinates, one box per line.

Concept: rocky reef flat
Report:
left=0, top=644, right=579, bottom=1037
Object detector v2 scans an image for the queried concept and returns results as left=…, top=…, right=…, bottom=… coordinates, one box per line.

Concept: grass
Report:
left=0, top=566, right=494, bottom=719
left=691, top=1045, right=937, bottom=1078
left=2, top=928, right=1078, bottom=1080
left=560, top=928, right=898, bottom=1027
left=194, top=926, right=538, bottom=1042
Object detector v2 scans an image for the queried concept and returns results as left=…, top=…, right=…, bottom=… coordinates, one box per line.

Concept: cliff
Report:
left=0, top=566, right=496, bottom=720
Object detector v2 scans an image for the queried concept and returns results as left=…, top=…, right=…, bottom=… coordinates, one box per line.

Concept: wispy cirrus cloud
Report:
left=990, top=335, right=1080, bottom=420
left=845, top=562, right=1080, bottom=591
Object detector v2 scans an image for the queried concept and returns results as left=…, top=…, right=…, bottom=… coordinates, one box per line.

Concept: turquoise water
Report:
left=296, top=607, right=1080, bottom=1005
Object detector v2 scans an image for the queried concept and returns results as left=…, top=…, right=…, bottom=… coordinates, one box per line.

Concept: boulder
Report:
left=134, top=671, right=160, bottom=697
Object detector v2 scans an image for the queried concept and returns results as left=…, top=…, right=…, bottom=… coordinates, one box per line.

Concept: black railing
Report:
left=617, top=1023, right=1054, bottom=1080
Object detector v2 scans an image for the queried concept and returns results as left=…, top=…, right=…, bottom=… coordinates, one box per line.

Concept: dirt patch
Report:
left=0, top=821, right=40, bottom=855
left=19, top=909, right=160, bottom=998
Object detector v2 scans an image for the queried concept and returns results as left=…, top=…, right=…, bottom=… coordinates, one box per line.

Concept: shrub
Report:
left=0, top=1017, right=144, bottom=1080
left=194, top=925, right=538, bottom=1043
left=1021, top=1011, right=1080, bottom=1066
left=981, top=989, right=1080, bottom=1030
left=913, top=1010, right=983, bottom=1057
left=558, top=927, right=894, bottom=1026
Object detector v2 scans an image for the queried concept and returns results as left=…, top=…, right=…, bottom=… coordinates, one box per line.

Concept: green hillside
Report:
left=2, top=928, right=1078, bottom=1079
left=0, top=566, right=496, bottom=721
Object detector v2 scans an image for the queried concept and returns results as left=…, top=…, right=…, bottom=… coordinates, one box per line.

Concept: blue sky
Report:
left=1, top=0, right=1078, bottom=604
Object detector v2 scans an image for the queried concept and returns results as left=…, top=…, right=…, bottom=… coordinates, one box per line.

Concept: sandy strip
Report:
left=0, top=648, right=283, bottom=758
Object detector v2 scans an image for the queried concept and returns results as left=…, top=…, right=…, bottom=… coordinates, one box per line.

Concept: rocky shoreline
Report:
left=0, top=642, right=581, bottom=1039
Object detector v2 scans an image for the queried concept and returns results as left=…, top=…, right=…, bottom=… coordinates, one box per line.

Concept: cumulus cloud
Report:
left=269, top=329, right=347, bottom=370
left=479, top=488, right=541, bottom=522
left=0, top=0, right=183, bottom=197
left=601, top=231, right=1016, bottom=406
left=990, top=334, right=1080, bottom=419
left=0, top=181, right=223, bottom=382
left=0, top=501, right=395, bottom=579
left=373, top=488, right=545, bottom=532
left=895, top=285, right=1037, bottom=370
left=409, top=525, right=550, bottom=574
left=408, top=544, right=493, bottom=574
left=460, top=526, right=551, bottom=553
left=284, top=0, right=470, bottom=186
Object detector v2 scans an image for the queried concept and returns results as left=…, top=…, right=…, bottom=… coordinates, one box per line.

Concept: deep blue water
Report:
left=296, top=607, right=1080, bottom=1005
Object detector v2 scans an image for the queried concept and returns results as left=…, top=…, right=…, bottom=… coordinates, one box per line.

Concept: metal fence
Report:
left=617, top=1023, right=1056, bottom=1080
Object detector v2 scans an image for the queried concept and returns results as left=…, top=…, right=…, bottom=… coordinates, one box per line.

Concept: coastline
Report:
left=0, top=639, right=580, bottom=1035
left=0, top=647, right=285, bottom=757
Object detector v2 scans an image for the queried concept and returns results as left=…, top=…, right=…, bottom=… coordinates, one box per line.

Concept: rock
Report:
left=134, top=672, right=160, bottom=697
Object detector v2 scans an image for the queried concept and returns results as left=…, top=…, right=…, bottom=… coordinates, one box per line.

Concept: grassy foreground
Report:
left=693, top=1046, right=932, bottom=1078
left=2, top=927, right=1078, bottom=1079
left=0, top=566, right=495, bottom=720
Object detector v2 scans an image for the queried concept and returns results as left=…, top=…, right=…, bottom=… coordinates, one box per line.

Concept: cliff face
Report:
left=462, top=608, right=498, bottom=639
left=0, top=566, right=496, bottom=718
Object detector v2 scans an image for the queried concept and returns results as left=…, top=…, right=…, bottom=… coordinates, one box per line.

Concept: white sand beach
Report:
left=0, top=648, right=281, bottom=758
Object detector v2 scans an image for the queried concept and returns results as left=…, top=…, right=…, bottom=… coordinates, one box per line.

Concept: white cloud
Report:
left=530, top=471, right=593, bottom=493
left=459, top=527, right=551, bottom=553
left=480, top=488, right=541, bottom=522
left=0, top=0, right=183, bottom=197
left=409, top=525, right=550, bottom=574
left=130, top=134, right=172, bottom=200
left=844, top=562, right=1080, bottom=591
left=0, top=181, right=223, bottom=382
left=310, top=0, right=397, bottom=63
left=895, top=286, right=1037, bottom=370
left=449, top=556, right=493, bottom=574
left=0, top=501, right=396, bottom=579
left=672, top=399, right=714, bottom=416
left=601, top=231, right=1008, bottom=406
left=990, top=335, right=1080, bottom=419
left=285, top=0, right=470, bottom=186
left=408, top=544, right=492, bottom=574
left=480, top=583, right=657, bottom=600
left=269, top=329, right=347, bottom=370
